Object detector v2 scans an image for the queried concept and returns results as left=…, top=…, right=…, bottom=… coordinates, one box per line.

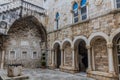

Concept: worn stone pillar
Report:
left=49, top=49, right=52, bottom=65
left=51, top=49, right=55, bottom=68
left=72, top=48, right=76, bottom=69
left=86, top=45, right=92, bottom=72
left=60, top=49, right=64, bottom=68
left=1, top=49, right=5, bottom=69
left=107, top=43, right=115, bottom=74
left=54, top=49, right=57, bottom=67
left=92, top=47, right=95, bottom=70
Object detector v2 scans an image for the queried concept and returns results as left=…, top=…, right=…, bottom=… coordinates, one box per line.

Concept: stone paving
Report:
left=0, top=69, right=95, bottom=80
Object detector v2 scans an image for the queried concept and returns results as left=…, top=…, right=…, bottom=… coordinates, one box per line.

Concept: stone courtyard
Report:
left=0, top=69, right=94, bottom=80
left=1, top=0, right=120, bottom=80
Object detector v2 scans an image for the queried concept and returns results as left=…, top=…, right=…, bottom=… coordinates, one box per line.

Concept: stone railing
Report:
left=0, top=0, right=45, bottom=14
left=0, top=0, right=46, bottom=35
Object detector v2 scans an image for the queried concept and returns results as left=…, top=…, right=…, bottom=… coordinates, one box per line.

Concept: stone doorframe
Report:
left=73, top=36, right=90, bottom=72
left=50, top=41, right=62, bottom=68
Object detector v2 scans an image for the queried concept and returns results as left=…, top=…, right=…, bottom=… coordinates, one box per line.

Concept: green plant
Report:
left=41, top=52, right=46, bottom=67
left=41, top=60, right=46, bottom=66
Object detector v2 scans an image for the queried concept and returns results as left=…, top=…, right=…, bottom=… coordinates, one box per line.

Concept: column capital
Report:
left=107, top=43, right=113, bottom=48
left=71, top=48, right=75, bottom=51
left=86, top=45, right=91, bottom=49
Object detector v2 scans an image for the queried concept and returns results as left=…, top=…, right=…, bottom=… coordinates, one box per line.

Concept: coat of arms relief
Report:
left=95, top=0, right=103, bottom=6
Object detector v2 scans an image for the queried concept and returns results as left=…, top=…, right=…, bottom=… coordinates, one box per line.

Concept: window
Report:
left=116, top=0, right=120, bottom=8
left=73, top=2, right=78, bottom=23
left=22, top=51, right=27, bottom=59
left=10, top=51, right=16, bottom=60
left=55, top=12, right=59, bottom=30
left=32, top=52, right=38, bottom=59
left=80, top=0, right=87, bottom=20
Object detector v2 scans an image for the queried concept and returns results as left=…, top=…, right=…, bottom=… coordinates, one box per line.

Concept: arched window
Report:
left=80, top=0, right=87, bottom=20
left=73, top=2, right=78, bottom=23
left=116, top=0, right=120, bottom=8
left=55, top=12, right=59, bottom=30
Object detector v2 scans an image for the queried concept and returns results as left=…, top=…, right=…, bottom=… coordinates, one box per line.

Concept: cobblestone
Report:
left=0, top=69, right=94, bottom=80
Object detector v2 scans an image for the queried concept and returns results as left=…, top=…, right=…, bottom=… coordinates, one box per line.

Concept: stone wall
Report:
left=4, top=19, right=42, bottom=68
left=93, top=38, right=108, bottom=72
left=46, top=0, right=120, bottom=80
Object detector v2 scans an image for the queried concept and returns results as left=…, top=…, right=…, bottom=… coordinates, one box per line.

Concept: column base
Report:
left=60, top=66, right=78, bottom=73
left=87, top=71, right=118, bottom=80
left=48, top=65, right=56, bottom=69
left=86, top=68, right=92, bottom=73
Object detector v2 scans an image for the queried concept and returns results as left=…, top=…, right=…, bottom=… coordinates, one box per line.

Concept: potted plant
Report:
left=41, top=52, right=46, bottom=68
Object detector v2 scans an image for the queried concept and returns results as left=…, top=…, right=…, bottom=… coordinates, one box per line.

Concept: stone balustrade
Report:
left=0, top=0, right=45, bottom=14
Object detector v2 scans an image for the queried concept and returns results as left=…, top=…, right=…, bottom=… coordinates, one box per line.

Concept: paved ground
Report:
left=0, top=69, right=95, bottom=80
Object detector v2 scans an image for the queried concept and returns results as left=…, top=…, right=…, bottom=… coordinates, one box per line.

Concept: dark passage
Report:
left=78, top=40, right=88, bottom=72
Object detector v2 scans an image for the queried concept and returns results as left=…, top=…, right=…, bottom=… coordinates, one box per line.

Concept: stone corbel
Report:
left=107, top=43, right=113, bottom=48
left=71, top=47, right=75, bottom=51
left=86, top=45, right=91, bottom=49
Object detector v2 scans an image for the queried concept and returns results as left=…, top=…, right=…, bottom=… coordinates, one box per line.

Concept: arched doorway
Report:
left=62, top=41, right=72, bottom=67
left=54, top=43, right=61, bottom=68
left=3, top=16, right=47, bottom=68
left=75, top=40, right=88, bottom=72
left=113, top=33, right=120, bottom=78
left=78, top=40, right=88, bottom=72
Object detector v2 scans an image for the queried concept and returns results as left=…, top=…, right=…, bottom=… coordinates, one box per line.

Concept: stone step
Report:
left=0, top=74, right=29, bottom=80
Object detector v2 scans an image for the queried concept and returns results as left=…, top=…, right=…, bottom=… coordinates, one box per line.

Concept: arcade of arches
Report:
left=48, top=32, right=120, bottom=80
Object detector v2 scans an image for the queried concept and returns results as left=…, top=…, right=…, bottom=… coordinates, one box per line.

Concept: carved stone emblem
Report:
left=0, top=21, right=7, bottom=29
left=95, top=0, right=103, bottom=6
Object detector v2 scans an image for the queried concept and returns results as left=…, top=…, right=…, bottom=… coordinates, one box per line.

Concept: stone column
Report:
left=86, top=46, right=92, bottom=71
left=49, top=49, right=52, bottom=65
left=54, top=50, right=57, bottom=67
left=72, top=48, right=76, bottom=69
left=51, top=49, right=55, bottom=67
left=60, top=49, right=64, bottom=68
left=107, top=43, right=115, bottom=73
left=1, top=49, right=5, bottom=69
left=92, top=47, right=95, bottom=70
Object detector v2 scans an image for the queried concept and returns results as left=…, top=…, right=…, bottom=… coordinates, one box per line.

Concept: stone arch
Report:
left=52, top=41, right=61, bottom=49
left=62, top=38, right=73, bottom=67
left=110, top=28, right=120, bottom=44
left=3, top=16, right=47, bottom=68
left=8, top=16, right=47, bottom=42
left=73, top=36, right=88, bottom=48
left=110, top=28, right=120, bottom=74
left=73, top=36, right=88, bottom=72
left=89, top=33, right=109, bottom=72
left=61, top=38, right=73, bottom=49
left=88, top=32, right=109, bottom=46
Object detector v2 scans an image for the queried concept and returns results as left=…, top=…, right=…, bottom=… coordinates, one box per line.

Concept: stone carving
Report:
left=95, top=0, right=103, bottom=6
left=0, top=21, right=7, bottom=29
left=93, top=38, right=108, bottom=72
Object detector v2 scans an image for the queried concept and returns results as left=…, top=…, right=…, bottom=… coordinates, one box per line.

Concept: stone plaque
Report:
left=95, top=0, right=103, bottom=6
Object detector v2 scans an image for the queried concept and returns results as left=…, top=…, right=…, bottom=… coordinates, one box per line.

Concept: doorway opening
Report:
left=54, top=43, right=61, bottom=68
left=78, top=40, right=88, bottom=72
